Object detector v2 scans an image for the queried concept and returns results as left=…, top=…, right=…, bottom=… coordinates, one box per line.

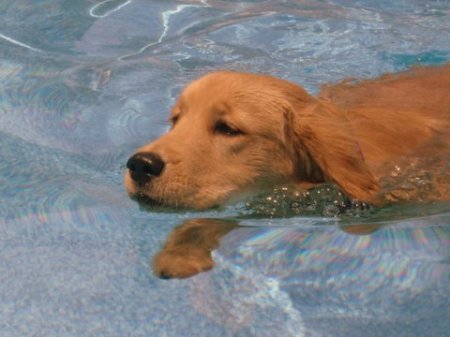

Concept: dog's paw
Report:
left=152, top=247, right=214, bottom=279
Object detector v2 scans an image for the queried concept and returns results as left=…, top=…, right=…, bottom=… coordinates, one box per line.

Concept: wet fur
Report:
left=125, top=63, right=450, bottom=208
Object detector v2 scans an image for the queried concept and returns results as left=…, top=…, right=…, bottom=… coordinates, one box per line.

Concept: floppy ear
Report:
left=285, top=101, right=379, bottom=202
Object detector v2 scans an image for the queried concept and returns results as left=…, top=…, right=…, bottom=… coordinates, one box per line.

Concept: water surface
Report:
left=0, top=1, right=449, bottom=336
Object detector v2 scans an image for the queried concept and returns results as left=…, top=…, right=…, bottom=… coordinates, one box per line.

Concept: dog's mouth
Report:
left=129, top=191, right=225, bottom=212
left=130, top=192, right=205, bottom=212
left=130, top=193, right=170, bottom=211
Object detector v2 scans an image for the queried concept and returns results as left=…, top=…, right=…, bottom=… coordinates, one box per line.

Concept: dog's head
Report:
left=124, top=71, right=378, bottom=209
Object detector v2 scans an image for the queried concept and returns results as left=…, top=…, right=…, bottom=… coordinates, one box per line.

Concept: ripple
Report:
left=240, top=184, right=375, bottom=218
left=118, top=2, right=211, bottom=60
left=89, top=0, right=132, bottom=18
left=381, top=50, right=450, bottom=68
left=0, top=131, right=127, bottom=221
left=190, top=261, right=305, bottom=336
left=0, top=65, right=96, bottom=151
left=0, top=32, right=42, bottom=52
left=106, top=98, right=156, bottom=147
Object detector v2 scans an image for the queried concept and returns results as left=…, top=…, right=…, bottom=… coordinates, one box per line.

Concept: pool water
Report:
left=0, top=1, right=449, bottom=336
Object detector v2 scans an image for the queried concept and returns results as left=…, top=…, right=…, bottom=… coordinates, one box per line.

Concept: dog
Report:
left=125, top=64, right=450, bottom=209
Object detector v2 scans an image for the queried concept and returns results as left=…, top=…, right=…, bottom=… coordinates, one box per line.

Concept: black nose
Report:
left=126, top=152, right=165, bottom=184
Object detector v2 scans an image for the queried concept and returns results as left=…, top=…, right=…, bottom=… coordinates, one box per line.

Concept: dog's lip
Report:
left=130, top=192, right=190, bottom=212
left=131, top=192, right=161, bottom=205
left=129, top=191, right=223, bottom=211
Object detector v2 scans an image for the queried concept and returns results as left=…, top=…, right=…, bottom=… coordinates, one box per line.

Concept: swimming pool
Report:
left=0, top=1, right=449, bottom=336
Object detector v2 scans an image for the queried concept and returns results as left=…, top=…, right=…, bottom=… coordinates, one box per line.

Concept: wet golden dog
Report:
left=125, top=64, right=450, bottom=209
left=125, top=64, right=450, bottom=278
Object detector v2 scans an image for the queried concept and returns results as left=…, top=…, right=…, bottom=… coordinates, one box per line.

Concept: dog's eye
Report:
left=214, top=121, right=242, bottom=136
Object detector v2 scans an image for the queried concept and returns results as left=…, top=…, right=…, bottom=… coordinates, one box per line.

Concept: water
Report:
left=1, top=1, right=449, bottom=336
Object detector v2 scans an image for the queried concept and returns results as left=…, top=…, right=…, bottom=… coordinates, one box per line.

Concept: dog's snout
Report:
left=126, top=152, right=165, bottom=184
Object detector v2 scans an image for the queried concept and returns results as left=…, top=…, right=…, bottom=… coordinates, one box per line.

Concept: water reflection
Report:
left=153, top=215, right=449, bottom=335
left=153, top=218, right=238, bottom=279
left=153, top=216, right=444, bottom=279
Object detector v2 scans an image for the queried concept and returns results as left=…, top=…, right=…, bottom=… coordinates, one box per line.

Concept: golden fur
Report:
left=125, top=64, right=450, bottom=209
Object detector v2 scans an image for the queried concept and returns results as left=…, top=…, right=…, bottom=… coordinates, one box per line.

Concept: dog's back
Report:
left=320, top=64, right=450, bottom=202
left=320, top=64, right=450, bottom=117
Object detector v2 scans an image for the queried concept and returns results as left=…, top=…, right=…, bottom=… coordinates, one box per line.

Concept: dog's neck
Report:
left=293, top=143, right=326, bottom=184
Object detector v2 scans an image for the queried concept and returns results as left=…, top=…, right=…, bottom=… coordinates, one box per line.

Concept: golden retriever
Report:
left=125, top=64, right=450, bottom=278
left=124, top=64, right=450, bottom=209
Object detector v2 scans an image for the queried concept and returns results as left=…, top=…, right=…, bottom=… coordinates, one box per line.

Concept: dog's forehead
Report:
left=179, top=72, right=290, bottom=111
left=182, top=72, right=254, bottom=101
left=184, top=71, right=309, bottom=100
left=175, top=72, right=313, bottom=133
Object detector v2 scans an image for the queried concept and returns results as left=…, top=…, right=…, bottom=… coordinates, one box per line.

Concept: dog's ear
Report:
left=284, top=101, right=379, bottom=202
